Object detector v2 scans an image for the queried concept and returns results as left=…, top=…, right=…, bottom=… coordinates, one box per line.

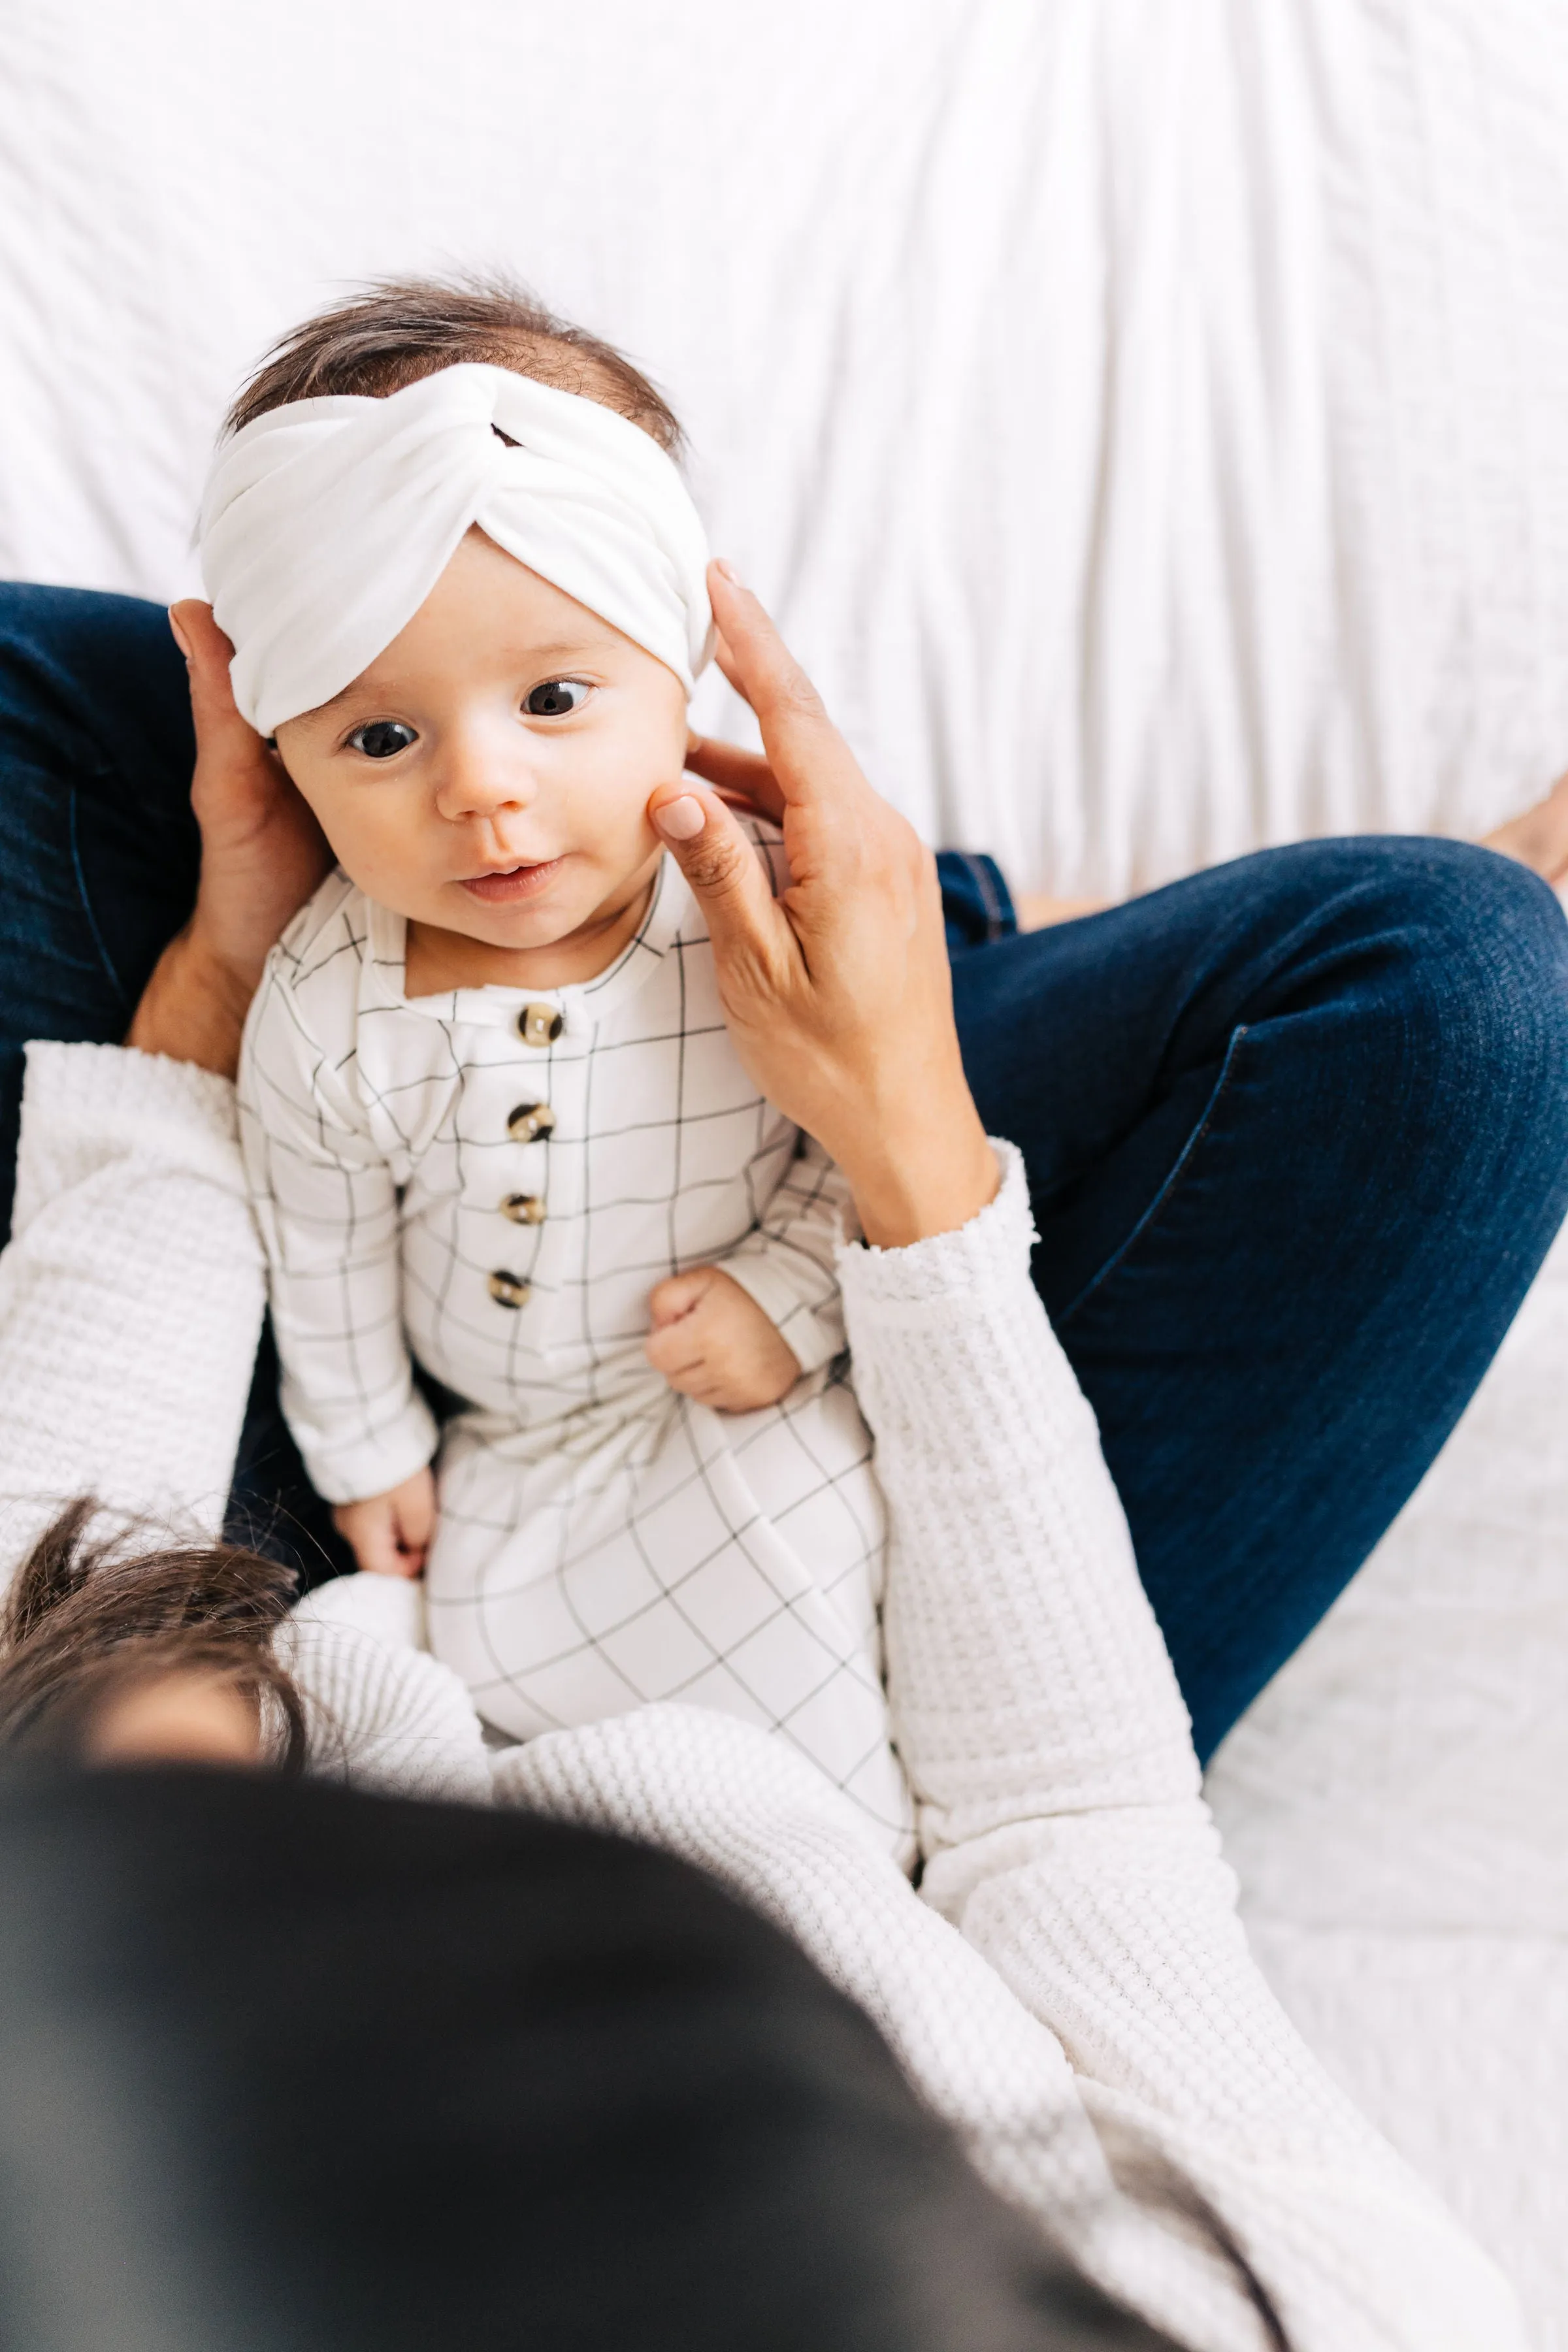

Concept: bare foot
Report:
left=1014, top=890, right=1111, bottom=932
left=1482, top=770, right=1568, bottom=885
left=1011, top=772, right=1568, bottom=928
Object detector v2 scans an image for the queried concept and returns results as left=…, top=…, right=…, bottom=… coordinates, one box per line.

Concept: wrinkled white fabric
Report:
left=198, top=363, right=714, bottom=734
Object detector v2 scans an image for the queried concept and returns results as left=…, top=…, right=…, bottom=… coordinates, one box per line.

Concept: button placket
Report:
left=518, top=1002, right=564, bottom=1047
left=506, top=1101, right=555, bottom=1143
left=491, top=1000, right=569, bottom=1303
left=494, top=1020, right=560, bottom=1299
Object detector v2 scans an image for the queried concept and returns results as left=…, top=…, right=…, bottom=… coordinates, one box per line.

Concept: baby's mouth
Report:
left=459, top=858, right=566, bottom=905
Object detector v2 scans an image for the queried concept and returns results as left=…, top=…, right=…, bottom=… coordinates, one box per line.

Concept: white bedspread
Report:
left=1, top=0, right=1565, bottom=2335
left=1206, top=1210, right=1568, bottom=2340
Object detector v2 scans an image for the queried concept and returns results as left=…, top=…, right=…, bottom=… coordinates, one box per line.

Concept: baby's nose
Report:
left=434, top=738, right=537, bottom=821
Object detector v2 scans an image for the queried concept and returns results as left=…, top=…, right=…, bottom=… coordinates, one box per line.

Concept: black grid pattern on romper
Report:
left=429, top=1359, right=904, bottom=1837
left=239, top=828, right=911, bottom=1848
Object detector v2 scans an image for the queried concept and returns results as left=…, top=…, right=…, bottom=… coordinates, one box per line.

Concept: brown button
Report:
left=518, top=1002, right=564, bottom=1047
left=487, top=1270, right=532, bottom=1309
left=501, top=1192, right=546, bottom=1226
left=507, top=1101, right=556, bottom=1142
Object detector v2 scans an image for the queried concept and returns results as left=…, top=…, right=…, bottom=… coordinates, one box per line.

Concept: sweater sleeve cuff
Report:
left=24, top=1038, right=240, bottom=1140
left=834, top=1141, right=1031, bottom=1314
left=12, top=1041, right=244, bottom=1236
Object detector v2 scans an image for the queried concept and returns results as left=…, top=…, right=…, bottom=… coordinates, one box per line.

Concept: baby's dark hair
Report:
left=0, top=1497, right=307, bottom=1769
left=225, top=272, right=683, bottom=451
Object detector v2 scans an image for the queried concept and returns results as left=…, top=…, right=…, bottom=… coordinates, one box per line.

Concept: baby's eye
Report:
left=524, top=679, right=590, bottom=718
left=349, top=720, right=418, bottom=760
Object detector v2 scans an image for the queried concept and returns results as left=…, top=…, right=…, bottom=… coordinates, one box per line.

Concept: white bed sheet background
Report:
left=3, top=0, right=1567, bottom=2337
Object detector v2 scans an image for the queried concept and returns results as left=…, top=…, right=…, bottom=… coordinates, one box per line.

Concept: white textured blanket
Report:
left=1206, top=1212, right=1568, bottom=2338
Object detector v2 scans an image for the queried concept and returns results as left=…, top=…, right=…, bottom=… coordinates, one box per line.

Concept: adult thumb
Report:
left=649, top=785, right=785, bottom=967
left=171, top=600, right=267, bottom=755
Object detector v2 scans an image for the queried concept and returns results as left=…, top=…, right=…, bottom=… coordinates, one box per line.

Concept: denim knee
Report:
left=0, top=585, right=192, bottom=789
left=1353, top=834, right=1568, bottom=1051
left=1301, top=836, right=1568, bottom=1183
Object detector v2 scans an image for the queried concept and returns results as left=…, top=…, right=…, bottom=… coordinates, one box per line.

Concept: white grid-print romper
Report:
left=240, top=825, right=913, bottom=1854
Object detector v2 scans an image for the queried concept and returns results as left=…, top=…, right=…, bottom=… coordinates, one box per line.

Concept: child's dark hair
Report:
left=225, top=271, right=683, bottom=451
left=0, top=1497, right=307, bottom=1768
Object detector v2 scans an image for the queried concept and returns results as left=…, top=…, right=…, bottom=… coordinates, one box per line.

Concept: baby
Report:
left=218, top=283, right=913, bottom=1855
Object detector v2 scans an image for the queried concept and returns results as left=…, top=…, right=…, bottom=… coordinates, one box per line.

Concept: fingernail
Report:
left=167, top=610, right=191, bottom=661
left=713, top=559, right=743, bottom=587
left=655, top=794, right=707, bottom=841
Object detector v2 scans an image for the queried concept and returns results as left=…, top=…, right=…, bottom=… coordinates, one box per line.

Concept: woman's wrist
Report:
left=840, top=1105, right=1000, bottom=1249
left=125, top=924, right=254, bottom=1079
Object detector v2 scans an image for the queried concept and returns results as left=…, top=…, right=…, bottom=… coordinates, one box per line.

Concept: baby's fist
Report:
left=645, top=1266, right=801, bottom=1412
left=332, top=1465, right=436, bottom=1578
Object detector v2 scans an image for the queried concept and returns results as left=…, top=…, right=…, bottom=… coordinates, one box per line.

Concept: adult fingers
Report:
left=684, top=732, right=785, bottom=821
left=169, top=597, right=232, bottom=679
left=648, top=781, right=794, bottom=978
left=170, top=602, right=257, bottom=742
left=705, top=566, right=862, bottom=815
left=712, top=624, right=745, bottom=699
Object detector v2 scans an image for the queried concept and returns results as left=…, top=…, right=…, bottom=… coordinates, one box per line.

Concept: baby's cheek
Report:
left=570, top=740, right=670, bottom=845
left=277, top=760, right=363, bottom=864
left=318, top=799, right=438, bottom=916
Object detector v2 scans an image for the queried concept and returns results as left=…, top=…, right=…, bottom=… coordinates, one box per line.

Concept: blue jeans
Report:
left=5, top=584, right=1567, bottom=1759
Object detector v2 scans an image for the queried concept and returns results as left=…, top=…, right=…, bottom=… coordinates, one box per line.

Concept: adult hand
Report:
left=126, top=603, right=331, bottom=1077
left=654, top=564, right=996, bottom=1247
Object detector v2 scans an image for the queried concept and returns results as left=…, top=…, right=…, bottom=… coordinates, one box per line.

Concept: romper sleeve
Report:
left=834, top=1145, right=1526, bottom=2352
left=239, top=949, right=436, bottom=1505
left=717, top=1135, right=852, bottom=1375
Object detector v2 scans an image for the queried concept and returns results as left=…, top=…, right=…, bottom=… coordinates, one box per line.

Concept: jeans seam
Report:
left=1057, top=1023, right=1251, bottom=1326
left=69, top=783, right=129, bottom=1009
left=949, top=849, right=1007, bottom=941
left=968, top=852, right=1005, bottom=941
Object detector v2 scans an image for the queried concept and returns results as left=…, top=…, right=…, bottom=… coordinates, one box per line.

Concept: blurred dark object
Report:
left=0, top=1767, right=1177, bottom=2351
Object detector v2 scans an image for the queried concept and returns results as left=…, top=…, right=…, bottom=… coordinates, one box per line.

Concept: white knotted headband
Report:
left=198, top=363, right=715, bottom=737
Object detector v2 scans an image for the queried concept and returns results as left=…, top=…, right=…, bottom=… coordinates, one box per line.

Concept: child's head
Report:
left=203, top=278, right=708, bottom=959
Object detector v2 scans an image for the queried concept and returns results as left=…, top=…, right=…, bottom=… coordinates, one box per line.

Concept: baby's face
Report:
left=273, top=527, right=689, bottom=958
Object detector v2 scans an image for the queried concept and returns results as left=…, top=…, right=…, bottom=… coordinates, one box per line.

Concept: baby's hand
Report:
left=645, top=1266, right=801, bottom=1412
left=331, top=1466, right=436, bottom=1578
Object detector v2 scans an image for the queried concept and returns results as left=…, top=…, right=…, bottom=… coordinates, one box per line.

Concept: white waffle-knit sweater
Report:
left=0, top=1040, right=1526, bottom=2352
